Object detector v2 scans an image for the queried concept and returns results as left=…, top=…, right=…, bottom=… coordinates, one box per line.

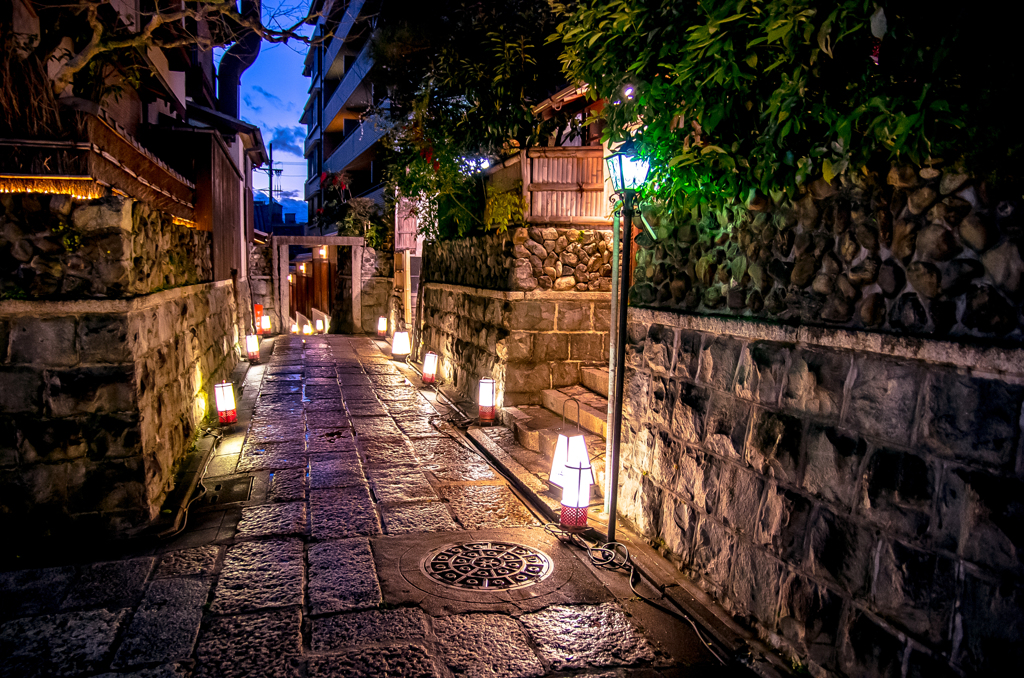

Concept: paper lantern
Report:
left=303, top=324, right=313, bottom=335
left=422, top=351, right=438, bottom=385
left=392, top=331, right=410, bottom=361
left=260, top=315, right=271, bottom=332
left=377, top=316, right=387, bottom=338
left=478, top=377, right=496, bottom=422
left=291, top=321, right=299, bottom=334
left=315, top=318, right=324, bottom=333
left=214, top=381, right=237, bottom=424
left=245, top=334, right=260, bottom=362
left=559, top=437, right=594, bottom=529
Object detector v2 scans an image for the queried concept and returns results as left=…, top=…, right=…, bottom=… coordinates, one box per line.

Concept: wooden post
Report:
left=351, top=244, right=362, bottom=332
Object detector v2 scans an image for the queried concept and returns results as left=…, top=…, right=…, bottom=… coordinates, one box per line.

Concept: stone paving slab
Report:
left=194, top=609, right=302, bottom=678
left=94, top=664, right=191, bottom=678
left=304, top=398, right=347, bottom=413
left=311, top=607, right=428, bottom=652
left=0, top=608, right=128, bottom=676
left=0, top=565, right=75, bottom=619
left=153, top=546, right=220, bottom=579
left=211, top=539, right=304, bottom=614
left=310, top=456, right=367, bottom=490
left=361, top=363, right=400, bottom=374
left=519, top=603, right=658, bottom=670
left=380, top=502, right=460, bottom=534
left=268, top=468, right=308, bottom=502
left=341, top=386, right=379, bottom=401
left=264, top=373, right=303, bottom=382
left=61, top=557, right=154, bottom=610
left=247, top=422, right=306, bottom=443
left=305, top=377, right=340, bottom=385
left=306, top=367, right=337, bottom=378
left=306, top=411, right=352, bottom=429
left=375, top=385, right=421, bottom=401
left=434, top=613, right=545, bottom=678
left=306, top=385, right=342, bottom=399
left=368, top=467, right=437, bottom=503
left=367, top=374, right=411, bottom=386
left=237, top=445, right=307, bottom=473
left=262, top=383, right=303, bottom=394
left=345, top=400, right=389, bottom=417
left=112, top=577, right=210, bottom=668
left=236, top=502, right=308, bottom=538
left=310, top=487, right=381, bottom=540
left=308, top=539, right=382, bottom=615
left=384, top=398, right=442, bottom=417
left=307, top=645, right=439, bottom=678
left=358, top=437, right=417, bottom=467
left=438, top=486, right=540, bottom=529
left=351, top=416, right=404, bottom=439
left=393, top=416, right=446, bottom=438
left=306, top=428, right=358, bottom=454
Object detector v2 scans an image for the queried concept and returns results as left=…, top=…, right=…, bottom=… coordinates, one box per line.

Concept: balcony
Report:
left=305, top=125, right=320, bottom=157
left=322, top=0, right=369, bottom=78
left=305, top=172, right=321, bottom=201
left=322, top=40, right=374, bottom=132
left=323, top=116, right=387, bottom=174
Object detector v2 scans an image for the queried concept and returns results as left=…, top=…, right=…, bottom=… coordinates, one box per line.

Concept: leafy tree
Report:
left=555, top=0, right=1024, bottom=219
left=370, top=0, right=574, bottom=239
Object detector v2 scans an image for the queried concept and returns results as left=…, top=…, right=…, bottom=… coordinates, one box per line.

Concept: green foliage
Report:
left=483, top=184, right=526, bottom=234
left=315, top=172, right=392, bottom=251
left=373, top=0, right=572, bottom=240
left=555, top=0, right=1024, bottom=219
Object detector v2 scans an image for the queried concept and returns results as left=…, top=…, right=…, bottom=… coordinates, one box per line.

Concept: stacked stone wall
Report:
left=422, top=227, right=615, bottom=292
left=248, top=242, right=277, bottom=331
left=417, top=283, right=610, bottom=406
left=334, top=247, right=393, bottom=334
left=0, top=193, right=237, bottom=541
left=618, top=307, right=1024, bottom=676
left=632, top=167, right=1023, bottom=341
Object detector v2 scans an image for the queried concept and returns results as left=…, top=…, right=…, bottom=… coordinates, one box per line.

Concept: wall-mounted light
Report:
left=377, top=316, right=387, bottom=338
left=478, top=377, right=496, bottom=423
left=254, top=304, right=264, bottom=335
left=422, top=351, right=438, bottom=385
left=392, top=331, right=410, bottom=361
left=261, top=315, right=271, bottom=333
left=214, top=381, right=237, bottom=424
left=245, top=334, right=260, bottom=363
left=315, top=318, right=324, bottom=333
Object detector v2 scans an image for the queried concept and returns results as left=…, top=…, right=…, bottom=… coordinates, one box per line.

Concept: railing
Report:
left=322, top=40, right=373, bottom=130
left=323, top=114, right=387, bottom=173
left=483, top=146, right=612, bottom=226
left=322, top=0, right=369, bottom=79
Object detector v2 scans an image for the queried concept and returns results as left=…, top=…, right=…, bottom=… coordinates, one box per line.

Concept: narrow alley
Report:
left=0, top=334, right=729, bottom=678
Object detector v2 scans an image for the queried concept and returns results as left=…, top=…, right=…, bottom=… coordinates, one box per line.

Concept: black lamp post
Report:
left=604, top=139, right=649, bottom=544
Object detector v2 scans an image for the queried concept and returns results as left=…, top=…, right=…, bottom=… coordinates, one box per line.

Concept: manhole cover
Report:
left=421, top=541, right=553, bottom=590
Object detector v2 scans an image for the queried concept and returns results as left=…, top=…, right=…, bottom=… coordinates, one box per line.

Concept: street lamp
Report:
left=604, top=138, right=649, bottom=544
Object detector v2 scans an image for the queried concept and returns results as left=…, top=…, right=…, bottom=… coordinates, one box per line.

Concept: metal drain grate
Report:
left=421, top=541, right=553, bottom=590
left=201, top=477, right=253, bottom=505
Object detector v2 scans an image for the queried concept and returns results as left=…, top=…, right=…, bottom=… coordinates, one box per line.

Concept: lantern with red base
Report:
left=214, top=381, right=237, bottom=424
left=245, top=334, right=260, bottom=363
left=549, top=398, right=590, bottom=489
left=254, top=304, right=264, bottom=335
left=478, top=377, right=496, bottom=423
left=377, top=316, right=387, bottom=338
left=315, top=318, right=324, bottom=334
left=261, top=315, right=271, bottom=333
left=391, top=331, right=410, bottom=361
left=422, top=351, right=438, bottom=385
left=559, top=437, right=594, bottom=530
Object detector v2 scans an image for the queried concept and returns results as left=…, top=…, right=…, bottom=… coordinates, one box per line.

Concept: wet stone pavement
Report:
left=0, top=335, right=726, bottom=678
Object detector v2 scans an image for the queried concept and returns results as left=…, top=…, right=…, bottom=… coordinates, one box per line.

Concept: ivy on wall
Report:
left=555, top=0, right=1023, bottom=221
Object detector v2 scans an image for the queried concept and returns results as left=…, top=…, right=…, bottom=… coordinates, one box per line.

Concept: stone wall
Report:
left=334, top=247, right=393, bottom=334
left=417, top=283, right=610, bottom=406
left=422, top=227, right=615, bottom=292
left=0, top=193, right=238, bottom=541
left=617, top=308, right=1024, bottom=676
left=631, top=167, right=1023, bottom=342
left=1, top=194, right=213, bottom=299
left=248, top=242, right=277, bottom=331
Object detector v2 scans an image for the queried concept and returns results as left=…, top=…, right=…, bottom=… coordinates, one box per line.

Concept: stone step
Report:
left=541, top=385, right=608, bottom=438
left=501, top=405, right=607, bottom=494
left=580, top=366, right=610, bottom=399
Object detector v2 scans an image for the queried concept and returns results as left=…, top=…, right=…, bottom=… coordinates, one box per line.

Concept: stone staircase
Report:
left=501, top=367, right=610, bottom=495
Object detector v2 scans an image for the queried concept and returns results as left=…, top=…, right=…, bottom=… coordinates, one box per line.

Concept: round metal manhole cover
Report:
left=421, top=541, right=554, bottom=590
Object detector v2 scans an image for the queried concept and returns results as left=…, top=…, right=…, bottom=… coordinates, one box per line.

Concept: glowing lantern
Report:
left=291, top=321, right=299, bottom=334
left=391, top=331, right=410, bottom=361
left=422, top=351, right=438, bottom=385
left=318, top=246, right=327, bottom=258
left=377, top=316, right=387, bottom=338
left=299, top=263, right=306, bottom=274
left=560, top=437, right=594, bottom=529
left=478, top=377, right=496, bottom=422
left=549, top=399, right=592, bottom=488
left=315, top=318, right=324, bottom=333
left=289, top=273, right=295, bottom=284
left=261, top=315, right=271, bottom=333
left=254, top=304, right=264, bottom=335
left=303, top=324, right=313, bottom=335
left=245, top=334, right=260, bottom=363
left=214, top=381, right=237, bottom=424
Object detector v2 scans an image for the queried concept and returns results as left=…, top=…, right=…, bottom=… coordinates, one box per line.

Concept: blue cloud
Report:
left=268, top=125, right=305, bottom=156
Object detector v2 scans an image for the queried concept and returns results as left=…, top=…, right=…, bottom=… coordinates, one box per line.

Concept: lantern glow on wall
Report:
left=391, top=331, right=411, bottom=361
left=422, top=351, right=438, bottom=385
left=478, top=377, right=496, bottom=422
left=245, top=334, right=260, bottom=363
left=214, top=381, right=237, bottom=424
left=377, top=316, right=387, bottom=338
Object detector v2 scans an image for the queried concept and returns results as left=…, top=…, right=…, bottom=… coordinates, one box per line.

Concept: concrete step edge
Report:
left=580, top=366, right=610, bottom=398
left=541, top=389, right=607, bottom=438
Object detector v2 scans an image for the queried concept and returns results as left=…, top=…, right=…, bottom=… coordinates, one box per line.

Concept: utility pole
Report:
left=268, top=142, right=274, bottom=206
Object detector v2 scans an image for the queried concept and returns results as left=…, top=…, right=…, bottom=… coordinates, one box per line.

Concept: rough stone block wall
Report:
left=422, top=227, right=615, bottom=292
left=1, top=194, right=212, bottom=299
left=631, top=167, right=1023, bottom=341
left=248, top=242, right=276, bottom=330
left=334, top=248, right=393, bottom=334
left=417, top=283, right=610, bottom=406
left=618, top=308, right=1024, bottom=677
left=0, top=194, right=237, bottom=540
